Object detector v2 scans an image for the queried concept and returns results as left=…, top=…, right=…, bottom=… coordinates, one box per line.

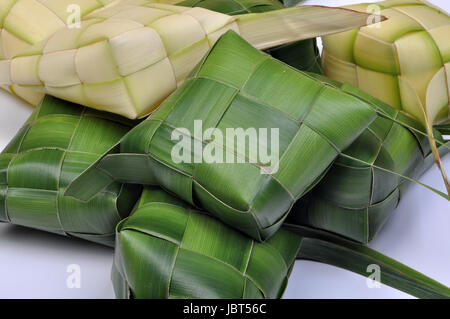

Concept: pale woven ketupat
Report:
left=0, top=95, right=140, bottom=246
left=322, top=0, right=450, bottom=126
left=112, top=187, right=302, bottom=299
left=0, top=0, right=118, bottom=104
left=0, top=0, right=375, bottom=118
left=1, top=2, right=236, bottom=117
left=41, top=3, right=238, bottom=118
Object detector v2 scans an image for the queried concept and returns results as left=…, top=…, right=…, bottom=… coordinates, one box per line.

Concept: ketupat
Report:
left=113, top=187, right=302, bottom=299
left=66, top=31, right=378, bottom=241
left=288, top=77, right=449, bottom=243
left=321, top=0, right=450, bottom=193
left=0, top=95, right=141, bottom=246
left=0, top=0, right=323, bottom=246
left=0, top=0, right=377, bottom=118
left=178, top=0, right=323, bottom=73
left=284, top=223, right=450, bottom=299
left=113, top=187, right=450, bottom=299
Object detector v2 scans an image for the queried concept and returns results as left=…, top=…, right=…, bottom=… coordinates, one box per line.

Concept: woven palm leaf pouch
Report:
left=288, top=77, right=449, bottom=243
left=66, top=31, right=377, bottom=241
left=0, top=96, right=141, bottom=246
left=113, top=187, right=301, bottom=299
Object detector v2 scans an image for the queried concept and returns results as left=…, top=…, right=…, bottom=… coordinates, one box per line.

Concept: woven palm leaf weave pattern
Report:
left=112, top=187, right=302, bottom=299
left=289, top=80, right=449, bottom=243
left=67, top=31, right=377, bottom=241
left=0, top=95, right=140, bottom=246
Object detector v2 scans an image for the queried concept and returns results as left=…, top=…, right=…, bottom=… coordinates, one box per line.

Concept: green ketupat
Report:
left=287, top=76, right=449, bottom=243
left=66, top=31, right=378, bottom=241
left=113, top=187, right=450, bottom=298
left=0, top=95, right=141, bottom=246
left=113, top=187, right=302, bottom=299
left=0, top=0, right=376, bottom=118
left=321, top=0, right=450, bottom=193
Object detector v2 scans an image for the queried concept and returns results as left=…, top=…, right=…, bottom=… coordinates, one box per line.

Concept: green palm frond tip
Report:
left=113, top=187, right=301, bottom=299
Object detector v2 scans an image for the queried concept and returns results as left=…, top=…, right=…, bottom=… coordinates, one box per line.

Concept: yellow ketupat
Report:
left=0, top=0, right=375, bottom=118
left=322, top=0, right=450, bottom=193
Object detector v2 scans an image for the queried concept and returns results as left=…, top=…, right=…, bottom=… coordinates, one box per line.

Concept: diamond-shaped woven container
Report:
left=112, top=187, right=302, bottom=299
left=0, top=95, right=141, bottom=246
left=0, top=2, right=240, bottom=118
left=322, top=0, right=450, bottom=125
left=67, top=31, right=377, bottom=241
left=0, top=1, right=372, bottom=118
left=288, top=77, right=449, bottom=243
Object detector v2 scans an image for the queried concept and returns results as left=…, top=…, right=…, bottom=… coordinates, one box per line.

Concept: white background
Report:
left=0, top=0, right=448, bottom=298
